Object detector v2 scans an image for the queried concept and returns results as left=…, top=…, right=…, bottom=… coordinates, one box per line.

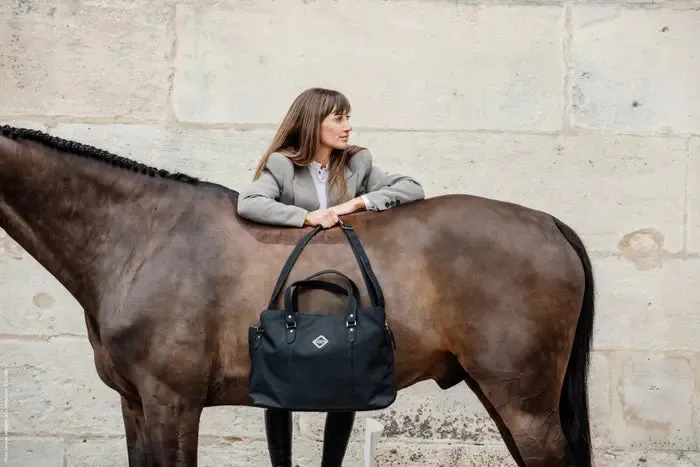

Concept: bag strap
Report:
left=266, top=223, right=384, bottom=309
left=340, top=223, right=385, bottom=308
left=267, top=225, right=322, bottom=309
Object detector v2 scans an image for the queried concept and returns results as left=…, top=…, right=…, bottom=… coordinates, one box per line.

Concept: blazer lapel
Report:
left=292, top=166, right=320, bottom=211
left=327, top=165, right=358, bottom=205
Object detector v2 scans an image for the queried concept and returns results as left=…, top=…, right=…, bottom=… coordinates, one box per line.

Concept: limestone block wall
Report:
left=1, top=0, right=699, bottom=466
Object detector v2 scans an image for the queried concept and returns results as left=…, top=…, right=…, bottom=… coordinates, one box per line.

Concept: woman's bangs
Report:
left=323, top=92, right=351, bottom=117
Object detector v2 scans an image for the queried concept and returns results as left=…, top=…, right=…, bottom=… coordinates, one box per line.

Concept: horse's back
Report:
left=411, top=194, right=583, bottom=278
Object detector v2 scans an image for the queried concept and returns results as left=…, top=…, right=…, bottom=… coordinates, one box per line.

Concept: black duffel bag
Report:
left=248, top=223, right=397, bottom=412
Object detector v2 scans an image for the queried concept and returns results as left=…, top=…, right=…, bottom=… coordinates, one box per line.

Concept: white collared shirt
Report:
left=308, top=161, right=376, bottom=211
left=308, top=161, right=329, bottom=209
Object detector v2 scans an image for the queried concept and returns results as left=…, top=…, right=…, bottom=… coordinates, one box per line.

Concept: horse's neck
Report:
left=0, top=137, right=175, bottom=309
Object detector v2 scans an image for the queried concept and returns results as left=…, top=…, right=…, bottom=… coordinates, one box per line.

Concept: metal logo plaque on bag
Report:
left=312, top=335, right=329, bottom=349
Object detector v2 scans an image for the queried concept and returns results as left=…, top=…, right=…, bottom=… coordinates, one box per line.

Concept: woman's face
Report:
left=319, top=111, right=352, bottom=150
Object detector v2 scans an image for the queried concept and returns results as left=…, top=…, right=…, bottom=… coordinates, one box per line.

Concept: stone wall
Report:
left=1, top=0, right=699, bottom=465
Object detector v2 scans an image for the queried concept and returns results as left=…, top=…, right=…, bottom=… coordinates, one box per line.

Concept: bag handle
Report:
left=284, top=279, right=354, bottom=308
left=297, top=269, right=360, bottom=299
left=283, top=279, right=359, bottom=330
left=266, top=224, right=384, bottom=309
left=284, top=270, right=361, bottom=316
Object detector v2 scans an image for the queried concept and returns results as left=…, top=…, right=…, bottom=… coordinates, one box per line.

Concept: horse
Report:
left=0, top=124, right=594, bottom=467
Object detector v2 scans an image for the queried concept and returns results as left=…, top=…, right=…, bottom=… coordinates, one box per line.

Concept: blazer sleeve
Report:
left=355, top=149, right=425, bottom=211
left=237, top=153, right=309, bottom=227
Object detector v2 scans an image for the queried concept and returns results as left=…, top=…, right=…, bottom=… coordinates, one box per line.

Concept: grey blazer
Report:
left=237, top=148, right=425, bottom=227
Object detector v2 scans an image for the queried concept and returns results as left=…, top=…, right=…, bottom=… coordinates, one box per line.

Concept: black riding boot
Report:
left=320, top=411, right=356, bottom=467
left=265, top=409, right=293, bottom=467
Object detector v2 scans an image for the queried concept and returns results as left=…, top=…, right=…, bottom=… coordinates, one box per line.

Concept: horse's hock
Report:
left=1, top=0, right=700, bottom=466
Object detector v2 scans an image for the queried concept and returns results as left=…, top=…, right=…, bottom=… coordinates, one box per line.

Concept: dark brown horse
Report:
left=0, top=124, right=594, bottom=467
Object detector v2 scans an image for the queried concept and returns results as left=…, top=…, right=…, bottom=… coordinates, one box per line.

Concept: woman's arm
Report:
left=330, top=150, right=424, bottom=217
left=329, top=196, right=367, bottom=216
left=237, top=156, right=309, bottom=228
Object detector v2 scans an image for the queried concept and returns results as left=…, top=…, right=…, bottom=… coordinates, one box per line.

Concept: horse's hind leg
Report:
left=464, top=371, right=569, bottom=467
left=497, top=399, right=568, bottom=467
left=461, top=374, right=526, bottom=466
left=452, top=317, right=575, bottom=466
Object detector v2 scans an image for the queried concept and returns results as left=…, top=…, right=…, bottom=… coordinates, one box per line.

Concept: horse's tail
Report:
left=552, top=216, right=594, bottom=467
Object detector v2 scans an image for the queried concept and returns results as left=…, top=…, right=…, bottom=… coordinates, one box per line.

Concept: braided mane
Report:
left=0, top=125, right=199, bottom=184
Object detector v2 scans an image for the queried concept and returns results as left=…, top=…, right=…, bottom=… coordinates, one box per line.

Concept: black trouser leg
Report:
left=320, top=411, right=356, bottom=467
left=265, top=409, right=292, bottom=467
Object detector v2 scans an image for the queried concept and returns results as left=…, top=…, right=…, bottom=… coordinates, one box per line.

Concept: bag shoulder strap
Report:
left=266, top=223, right=384, bottom=309
left=267, top=225, right=322, bottom=309
left=340, top=224, right=384, bottom=308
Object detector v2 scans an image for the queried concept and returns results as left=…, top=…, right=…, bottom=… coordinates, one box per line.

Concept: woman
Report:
left=237, top=87, right=424, bottom=467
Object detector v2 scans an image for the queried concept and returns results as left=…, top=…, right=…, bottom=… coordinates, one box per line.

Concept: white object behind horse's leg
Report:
left=363, top=418, right=384, bottom=467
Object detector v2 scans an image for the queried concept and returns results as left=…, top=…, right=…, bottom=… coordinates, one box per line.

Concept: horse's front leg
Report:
left=121, top=396, right=153, bottom=467
left=140, top=387, right=203, bottom=467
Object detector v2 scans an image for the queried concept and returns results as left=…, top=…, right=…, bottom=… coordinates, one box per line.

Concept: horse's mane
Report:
left=0, top=124, right=200, bottom=185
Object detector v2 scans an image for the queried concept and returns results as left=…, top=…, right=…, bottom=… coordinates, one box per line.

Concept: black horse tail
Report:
left=553, top=216, right=595, bottom=467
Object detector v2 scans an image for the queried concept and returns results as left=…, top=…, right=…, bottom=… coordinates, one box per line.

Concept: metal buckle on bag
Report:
left=346, top=312, right=357, bottom=328
left=285, top=313, right=296, bottom=329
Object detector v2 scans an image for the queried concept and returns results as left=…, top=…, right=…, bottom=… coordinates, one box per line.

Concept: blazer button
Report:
left=385, top=202, right=390, bottom=207
left=396, top=200, right=401, bottom=205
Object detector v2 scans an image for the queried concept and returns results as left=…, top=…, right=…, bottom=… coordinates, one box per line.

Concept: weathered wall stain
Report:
left=622, top=407, right=671, bottom=435
left=375, top=406, right=500, bottom=443
left=617, top=228, right=677, bottom=270
left=32, top=292, right=55, bottom=309
left=11, top=0, right=34, bottom=16
left=0, top=231, right=25, bottom=260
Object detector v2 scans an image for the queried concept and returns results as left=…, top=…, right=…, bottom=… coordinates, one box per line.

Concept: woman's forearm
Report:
left=331, top=197, right=366, bottom=216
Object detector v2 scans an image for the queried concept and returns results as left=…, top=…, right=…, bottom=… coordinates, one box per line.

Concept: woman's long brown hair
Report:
left=253, top=87, right=364, bottom=204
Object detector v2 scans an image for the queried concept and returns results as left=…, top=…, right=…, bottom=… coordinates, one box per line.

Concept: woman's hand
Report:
left=304, top=198, right=367, bottom=228
left=304, top=209, right=340, bottom=228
